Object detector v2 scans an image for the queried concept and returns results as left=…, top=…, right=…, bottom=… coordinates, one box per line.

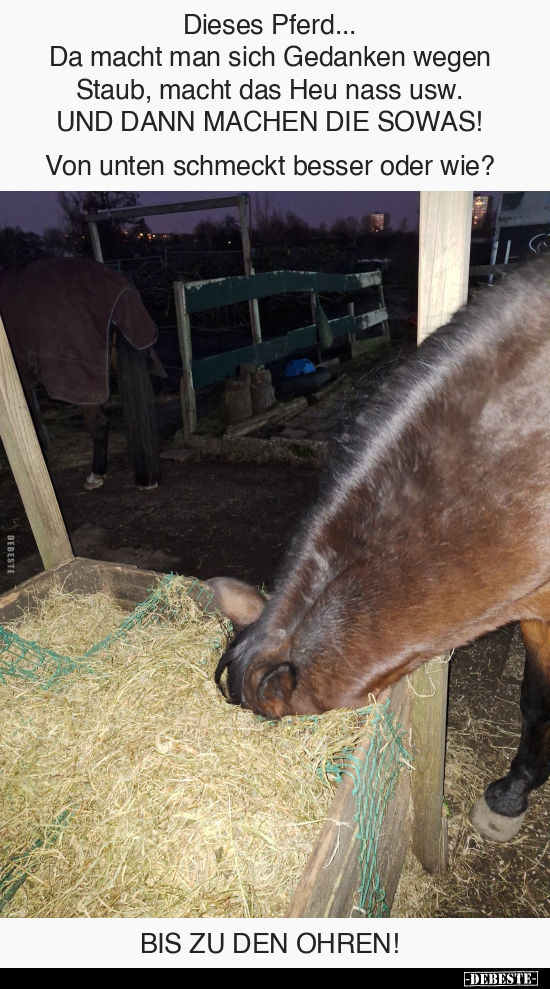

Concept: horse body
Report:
left=211, top=260, right=550, bottom=840
left=0, top=258, right=160, bottom=489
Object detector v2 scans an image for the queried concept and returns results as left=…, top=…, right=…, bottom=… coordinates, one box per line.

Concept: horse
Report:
left=0, top=257, right=160, bottom=490
left=207, top=258, right=550, bottom=845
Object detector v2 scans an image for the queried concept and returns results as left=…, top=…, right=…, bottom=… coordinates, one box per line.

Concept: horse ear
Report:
left=205, top=577, right=268, bottom=629
left=257, top=663, right=296, bottom=719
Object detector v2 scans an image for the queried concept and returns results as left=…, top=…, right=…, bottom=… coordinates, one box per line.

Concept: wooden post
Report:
left=310, top=291, right=322, bottom=362
left=377, top=277, right=390, bottom=341
left=88, top=221, right=104, bottom=264
left=417, top=191, right=472, bottom=343
left=238, top=196, right=262, bottom=345
left=174, top=281, right=197, bottom=435
left=310, top=290, right=318, bottom=326
left=346, top=300, right=356, bottom=354
left=411, top=191, right=473, bottom=875
left=0, top=315, right=73, bottom=570
left=410, top=659, right=450, bottom=874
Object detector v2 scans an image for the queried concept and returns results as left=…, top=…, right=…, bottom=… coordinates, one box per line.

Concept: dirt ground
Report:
left=0, top=394, right=321, bottom=594
left=1, top=340, right=548, bottom=918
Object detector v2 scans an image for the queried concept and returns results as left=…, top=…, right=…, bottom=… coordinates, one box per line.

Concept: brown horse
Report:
left=0, top=258, right=160, bottom=490
left=209, top=259, right=550, bottom=843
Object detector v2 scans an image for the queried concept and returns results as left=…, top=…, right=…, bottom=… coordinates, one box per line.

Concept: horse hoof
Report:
left=84, top=472, right=106, bottom=490
left=469, top=796, right=526, bottom=842
left=138, top=482, right=159, bottom=491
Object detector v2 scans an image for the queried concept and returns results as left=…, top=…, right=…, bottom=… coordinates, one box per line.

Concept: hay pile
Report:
left=0, top=579, right=377, bottom=918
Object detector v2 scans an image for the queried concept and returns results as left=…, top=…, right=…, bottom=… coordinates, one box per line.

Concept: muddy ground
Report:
left=1, top=334, right=548, bottom=918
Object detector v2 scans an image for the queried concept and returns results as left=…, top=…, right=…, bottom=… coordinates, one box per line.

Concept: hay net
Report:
left=0, top=576, right=219, bottom=691
left=0, top=574, right=410, bottom=918
left=326, top=708, right=410, bottom=918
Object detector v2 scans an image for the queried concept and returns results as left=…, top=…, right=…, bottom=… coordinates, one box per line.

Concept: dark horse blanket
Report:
left=0, top=258, right=157, bottom=404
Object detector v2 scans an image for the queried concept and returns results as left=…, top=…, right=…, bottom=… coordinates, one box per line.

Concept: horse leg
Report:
left=115, top=327, right=160, bottom=490
left=82, top=404, right=109, bottom=490
left=470, top=618, right=550, bottom=841
left=26, top=387, right=51, bottom=453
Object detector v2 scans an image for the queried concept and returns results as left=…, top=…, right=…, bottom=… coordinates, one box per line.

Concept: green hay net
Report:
left=326, top=707, right=411, bottom=918
left=0, top=575, right=218, bottom=690
left=0, top=574, right=410, bottom=917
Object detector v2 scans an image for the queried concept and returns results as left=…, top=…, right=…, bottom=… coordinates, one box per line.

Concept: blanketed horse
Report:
left=209, top=259, right=550, bottom=844
left=0, top=257, right=160, bottom=489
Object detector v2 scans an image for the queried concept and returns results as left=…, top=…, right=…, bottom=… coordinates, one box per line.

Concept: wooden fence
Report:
left=174, top=268, right=389, bottom=433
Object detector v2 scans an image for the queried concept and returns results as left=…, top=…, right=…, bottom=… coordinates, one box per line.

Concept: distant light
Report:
left=472, top=195, right=489, bottom=229
left=369, top=213, right=385, bottom=233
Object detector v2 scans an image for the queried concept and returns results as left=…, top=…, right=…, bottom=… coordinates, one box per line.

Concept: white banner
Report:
left=0, top=0, right=546, bottom=190
left=0, top=918, right=549, bottom=969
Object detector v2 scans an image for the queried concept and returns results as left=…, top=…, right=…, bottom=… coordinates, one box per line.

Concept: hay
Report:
left=0, top=579, right=384, bottom=918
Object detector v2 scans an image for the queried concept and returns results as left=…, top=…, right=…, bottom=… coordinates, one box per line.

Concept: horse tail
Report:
left=115, top=326, right=160, bottom=488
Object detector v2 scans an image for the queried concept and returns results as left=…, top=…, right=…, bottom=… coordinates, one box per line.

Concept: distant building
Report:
left=472, top=195, right=489, bottom=229
left=368, top=213, right=390, bottom=233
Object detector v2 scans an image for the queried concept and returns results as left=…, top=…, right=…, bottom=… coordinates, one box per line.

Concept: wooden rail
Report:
left=287, top=678, right=412, bottom=918
left=183, top=269, right=384, bottom=313
left=191, top=309, right=388, bottom=390
left=85, top=195, right=245, bottom=223
left=175, top=268, right=389, bottom=431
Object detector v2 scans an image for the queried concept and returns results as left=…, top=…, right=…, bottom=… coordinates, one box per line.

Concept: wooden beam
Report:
left=349, top=335, right=388, bottom=360
left=287, top=679, right=411, bottom=918
left=0, top=315, right=73, bottom=571
left=173, top=281, right=197, bottom=435
left=88, top=221, right=104, bottom=263
left=410, top=660, right=450, bottom=874
left=85, top=196, right=243, bottom=223
left=191, top=310, right=387, bottom=390
left=224, top=397, right=307, bottom=437
left=237, top=195, right=262, bottom=345
left=418, top=191, right=473, bottom=342
left=377, top=271, right=391, bottom=341
left=411, top=191, right=473, bottom=874
left=184, top=269, right=382, bottom=314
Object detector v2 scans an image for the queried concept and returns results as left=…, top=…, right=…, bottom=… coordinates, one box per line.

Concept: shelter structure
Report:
left=0, top=192, right=474, bottom=915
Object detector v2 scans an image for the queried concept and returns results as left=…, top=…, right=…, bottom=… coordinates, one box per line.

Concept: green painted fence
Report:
left=184, top=269, right=383, bottom=314
left=176, top=268, right=388, bottom=394
left=192, top=308, right=388, bottom=389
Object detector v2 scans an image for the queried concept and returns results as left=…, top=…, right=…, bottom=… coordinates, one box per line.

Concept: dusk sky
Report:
left=0, top=190, right=420, bottom=235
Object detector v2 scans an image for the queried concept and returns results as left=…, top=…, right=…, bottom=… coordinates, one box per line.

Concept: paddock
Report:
left=2, top=192, right=535, bottom=918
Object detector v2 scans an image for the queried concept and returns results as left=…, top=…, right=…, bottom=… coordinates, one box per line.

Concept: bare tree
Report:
left=58, top=192, right=146, bottom=256
left=0, top=227, right=44, bottom=269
